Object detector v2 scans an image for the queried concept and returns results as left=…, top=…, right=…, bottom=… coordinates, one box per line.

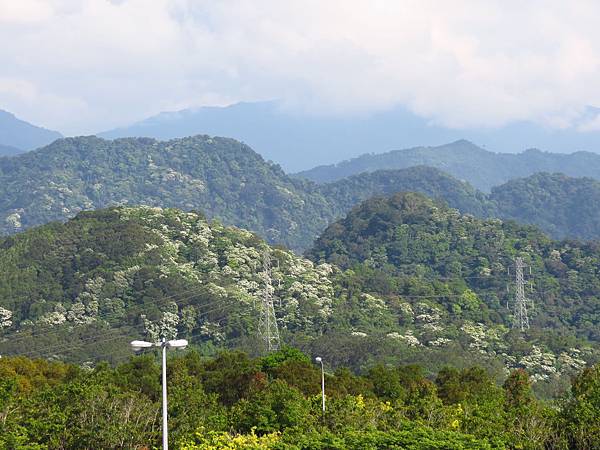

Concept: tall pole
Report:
left=161, top=338, right=168, bottom=450
left=321, top=361, right=325, bottom=413
left=131, top=338, right=187, bottom=450
left=316, top=357, right=325, bottom=413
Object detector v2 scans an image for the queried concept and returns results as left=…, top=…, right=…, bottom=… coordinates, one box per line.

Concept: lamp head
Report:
left=315, top=356, right=322, bottom=363
left=167, top=339, right=188, bottom=349
left=131, top=340, right=153, bottom=352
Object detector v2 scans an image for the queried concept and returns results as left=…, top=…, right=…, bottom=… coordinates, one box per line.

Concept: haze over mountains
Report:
left=99, top=101, right=600, bottom=172
left=0, top=109, right=62, bottom=156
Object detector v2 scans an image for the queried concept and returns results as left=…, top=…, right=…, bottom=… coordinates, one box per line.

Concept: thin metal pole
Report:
left=320, top=360, right=325, bottom=413
left=162, top=338, right=168, bottom=450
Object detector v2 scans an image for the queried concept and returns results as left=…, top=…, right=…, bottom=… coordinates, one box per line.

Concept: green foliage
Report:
left=0, top=195, right=597, bottom=394
left=0, top=136, right=494, bottom=252
left=492, top=172, right=600, bottom=241
left=4, top=135, right=598, bottom=253
left=4, top=349, right=594, bottom=449
left=0, top=135, right=335, bottom=251
left=260, top=346, right=311, bottom=372
left=307, top=192, right=600, bottom=378
left=0, top=206, right=337, bottom=362
left=560, top=365, right=600, bottom=449
left=296, top=139, right=600, bottom=192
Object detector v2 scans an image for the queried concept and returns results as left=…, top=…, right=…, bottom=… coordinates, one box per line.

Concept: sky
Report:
left=2, top=0, right=600, bottom=135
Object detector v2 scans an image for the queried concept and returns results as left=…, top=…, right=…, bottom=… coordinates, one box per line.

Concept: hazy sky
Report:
left=2, top=0, right=600, bottom=135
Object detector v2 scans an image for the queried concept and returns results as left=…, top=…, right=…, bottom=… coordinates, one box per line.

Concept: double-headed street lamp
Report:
left=315, top=356, right=325, bottom=413
left=131, top=337, right=188, bottom=450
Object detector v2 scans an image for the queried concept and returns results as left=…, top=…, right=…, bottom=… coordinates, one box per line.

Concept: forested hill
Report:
left=493, top=173, right=600, bottom=241
left=296, top=140, right=600, bottom=191
left=321, top=166, right=495, bottom=219
left=0, top=135, right=337, bottom=251
left=0, top=206, right=337, bottom=363
left=0, top=136, right=493, bottom=251
left=331, top=170, right=600, bottom=241
left=2, top=135, right=600, bottom=249
left=308, top=192, right=600, bottom=370
left=2, top=202, right=599, bottom=394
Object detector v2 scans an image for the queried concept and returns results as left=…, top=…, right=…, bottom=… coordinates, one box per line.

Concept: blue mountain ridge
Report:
left=99, top=101, right=600, bottom=172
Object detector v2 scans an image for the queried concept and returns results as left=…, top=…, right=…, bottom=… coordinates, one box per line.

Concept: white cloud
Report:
left=1, top=0, right=600, bottom=134
left=0, top=0, right=53, bottom=24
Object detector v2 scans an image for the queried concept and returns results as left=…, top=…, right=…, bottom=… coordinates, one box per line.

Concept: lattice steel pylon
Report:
left=258, top=249, right=280, bottom=353
left=512, top=257, right=534, bottom=331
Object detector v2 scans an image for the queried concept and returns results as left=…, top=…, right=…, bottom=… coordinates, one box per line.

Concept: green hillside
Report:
left=492, top=173, right=600, bottom=240
left=321, top=166, right=496, bottom=219
left=0, top=136, right=493, bottom=251
left=2, top=135, right=600, bottom=252
left=1, top=203, right=598, bottom=398
left=296, top=140, right=600, bottom=191
left=308, top=192, right=600, bottom=385
left=0, top=206, right=335, bottom=362
left=328, top=170, right=600, bottom=241
left=0, top=135, right=337, bottom=251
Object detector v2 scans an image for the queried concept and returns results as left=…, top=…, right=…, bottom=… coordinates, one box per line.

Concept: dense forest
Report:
left=0, top=135, right=335, bottom=251
left=296, top=139, right=600, bottom=191
left=1, top=200, right=600, bottom=400
left=0, top=206, right=337, bottom=363
left=492, top=173, right=600, bottom=241
left=2, top=348, right=600, bottom=449
left=2, top=136, right=600, bottom=447
left=308, top=192, right=600, bottom=342
left=3, top=135, right=600, bottom=251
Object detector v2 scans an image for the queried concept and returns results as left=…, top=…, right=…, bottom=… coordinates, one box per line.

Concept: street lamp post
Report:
left=131, top=338, right=188, bottom=450
left=315, top=356, right=325, bottom=413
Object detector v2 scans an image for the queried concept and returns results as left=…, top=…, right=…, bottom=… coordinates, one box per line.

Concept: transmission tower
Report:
left=511, top=257, right=534, bottom=331
left=258, top=249, right=280, bottom=353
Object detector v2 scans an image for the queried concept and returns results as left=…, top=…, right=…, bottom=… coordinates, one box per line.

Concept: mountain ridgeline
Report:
left=296, top=140, right=600, bottom=192
left=0, top=135, right=495, bottom=251
left=2, top=135, right=600, bottom=250
left=0, top=109, right=62, bottom=153
left=99, top=100, right=600, bottom=173
left=0, top=135, right=334, bottom=251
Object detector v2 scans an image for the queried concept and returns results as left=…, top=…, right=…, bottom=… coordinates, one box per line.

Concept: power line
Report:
left=1, top=284, right=210, bottom=345
left=94, top=310, right=240, bottom=366
left=15, top=301, right=238, bottom=360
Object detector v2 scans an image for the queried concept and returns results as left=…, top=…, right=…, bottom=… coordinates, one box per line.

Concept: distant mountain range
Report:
left=99, top=101, right=600, bottom=172
left=0, top=109, right=62, bottom=154
left=296, top=140, right=600, bottom=191
left=0, top=144, right=21, bottom=157
left=2, top=135, right=600, bottom=250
